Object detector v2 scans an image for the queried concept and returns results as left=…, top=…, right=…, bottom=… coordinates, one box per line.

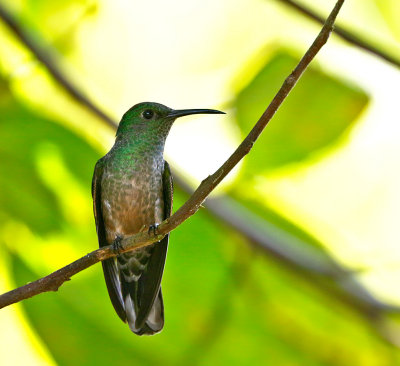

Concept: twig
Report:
left=0, top=0, right=345, bottom=309
left=0, top=2, right=116, bottom=128
left=275, top=0, right=400, bottom=68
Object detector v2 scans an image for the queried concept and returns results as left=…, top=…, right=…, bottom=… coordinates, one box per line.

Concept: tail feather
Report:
left=102, top=248, right=165, bottom=335
left=125, top=289, right=164, bottom=335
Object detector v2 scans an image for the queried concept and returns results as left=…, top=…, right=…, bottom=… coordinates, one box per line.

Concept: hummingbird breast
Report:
left=100, top=150, right=165, bottom=244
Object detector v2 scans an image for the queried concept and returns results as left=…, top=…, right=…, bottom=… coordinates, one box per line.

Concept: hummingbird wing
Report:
left=92, top=158, right=127, bottom=322
left=134, top=160, right=173, bottom=331
left=162, top=161, right=174, bottom=222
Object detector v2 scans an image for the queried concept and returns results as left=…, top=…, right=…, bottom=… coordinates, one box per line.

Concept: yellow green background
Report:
left=1, top=0, right=400, bottom=365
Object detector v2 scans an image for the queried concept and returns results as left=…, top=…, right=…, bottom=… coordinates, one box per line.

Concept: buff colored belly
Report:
left=101, top=173, right=164, bottom=244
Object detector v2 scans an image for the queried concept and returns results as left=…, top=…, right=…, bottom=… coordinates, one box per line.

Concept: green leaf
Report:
left=235, top=50, right=369, bottom=174
left=0, top=78, right=99, bottom=234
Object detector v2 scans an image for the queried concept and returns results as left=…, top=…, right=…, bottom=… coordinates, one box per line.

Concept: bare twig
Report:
left=275, top=0, right=400, bottom=68
left=0, top=0, right=345, bottom=309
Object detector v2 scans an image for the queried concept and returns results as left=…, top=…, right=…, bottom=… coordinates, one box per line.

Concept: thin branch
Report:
left=275, top=0, right=400, bottom=68
left=0, top=2, right=116, bottom=128
left=0, top=0, right=345, bottom=309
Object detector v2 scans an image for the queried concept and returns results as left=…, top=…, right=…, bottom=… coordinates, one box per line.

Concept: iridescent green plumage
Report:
left=92, top=102, right=224, bottom=335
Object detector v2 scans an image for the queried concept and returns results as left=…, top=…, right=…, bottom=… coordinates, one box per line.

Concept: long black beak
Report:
left=167, top=108, right=225, bottom=119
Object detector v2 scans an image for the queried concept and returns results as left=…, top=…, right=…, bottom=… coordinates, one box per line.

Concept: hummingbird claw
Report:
left=148, top=224, right=159, bottom=236
left=112, top=235, right=124, bottom=254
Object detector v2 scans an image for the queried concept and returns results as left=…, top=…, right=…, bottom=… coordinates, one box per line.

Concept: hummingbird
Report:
left=92, top=102, right=224, bottom=335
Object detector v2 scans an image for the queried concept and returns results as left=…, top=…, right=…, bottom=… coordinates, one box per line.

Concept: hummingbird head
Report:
left=116, top=102, right=224, bottom=140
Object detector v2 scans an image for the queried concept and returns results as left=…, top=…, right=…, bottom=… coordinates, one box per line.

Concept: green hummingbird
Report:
left=92, top=102, right=224, bottom=335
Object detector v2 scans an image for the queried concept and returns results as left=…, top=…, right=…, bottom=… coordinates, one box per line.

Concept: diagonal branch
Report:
left=0, top=0, right=345, bottom=309
left=275, top=0, right=400, bottom=68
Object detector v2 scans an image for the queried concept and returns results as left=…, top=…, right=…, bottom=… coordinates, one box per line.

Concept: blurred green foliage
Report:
left=0, top=77, right=98, bottom=235
left=1, top=1, right=400, bottom=365
left=235, top=51, right=368, bottom=174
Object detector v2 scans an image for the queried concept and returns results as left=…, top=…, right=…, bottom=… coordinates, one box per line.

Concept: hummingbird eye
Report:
left=142, top=109, right=154, bottom=120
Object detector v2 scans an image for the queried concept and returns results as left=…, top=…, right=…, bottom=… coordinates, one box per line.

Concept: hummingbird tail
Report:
left=117, top=244, right=166, bottom=336
left=102, top=255, right=165, bottom=335
left=124, top=288, right=164, bottom=335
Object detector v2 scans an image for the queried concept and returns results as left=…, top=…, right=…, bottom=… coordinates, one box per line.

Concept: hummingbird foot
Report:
left=148, top=224, right=159, bottom=237
left=112, top=235, right=124, bottom=254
